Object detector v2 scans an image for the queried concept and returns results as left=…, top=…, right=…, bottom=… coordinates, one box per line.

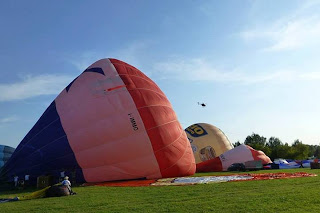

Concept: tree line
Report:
left=233, top=133, right=320, bottom=161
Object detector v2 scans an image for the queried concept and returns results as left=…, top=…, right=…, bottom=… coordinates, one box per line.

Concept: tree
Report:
left=308, top=145, right=318, bottom=158
left=266, top=137, right=283, bottom=160
left=291, top=139, right=309, bottom=160
left=233, top=141, right=241, bottom=147
left=241, top=134, right=316, bottom=160
left=277, top=143, right=293, bottom=159
left=244, top=133, right=267, bottom=148
left=267, top=137, right=283, bottom=148
left=244, top=133, right=270, bottom=156
left=292, top=139, right=303, bottom=147
left=314, top=146, right=320, bottom=158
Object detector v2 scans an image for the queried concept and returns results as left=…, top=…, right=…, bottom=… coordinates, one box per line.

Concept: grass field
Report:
left=1, top=168, right=320, bottom=213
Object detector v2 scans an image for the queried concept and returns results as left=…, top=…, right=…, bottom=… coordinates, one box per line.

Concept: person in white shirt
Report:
left=13, top=175, right=19, bottom=187
left=61, top=176, right=75, bottom=195
left=24, top=174, right=30, bottom=186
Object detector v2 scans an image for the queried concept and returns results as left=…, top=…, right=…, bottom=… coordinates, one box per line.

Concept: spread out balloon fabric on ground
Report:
left=173, top=175, right=253, bottom=184
left=83, top=172, right=316, bottom=187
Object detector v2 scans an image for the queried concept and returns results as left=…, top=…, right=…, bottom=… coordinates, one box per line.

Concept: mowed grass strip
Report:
left=1, top=168, right=320, bottom=213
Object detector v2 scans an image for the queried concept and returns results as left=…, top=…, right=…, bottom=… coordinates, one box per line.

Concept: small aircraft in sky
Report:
left=197, top=102, right=206, bottom=107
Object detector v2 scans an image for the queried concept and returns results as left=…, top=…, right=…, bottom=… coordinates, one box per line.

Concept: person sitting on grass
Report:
left=61, top=176, right=76, bottom=195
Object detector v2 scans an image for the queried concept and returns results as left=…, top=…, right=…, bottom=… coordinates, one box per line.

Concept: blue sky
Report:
left=1, top=0, right=320, bottom=148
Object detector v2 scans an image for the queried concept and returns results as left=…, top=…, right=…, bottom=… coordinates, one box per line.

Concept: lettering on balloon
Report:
left=185, top=124, right=208, bottom=137
left=128, top=113, right=139, bottom=131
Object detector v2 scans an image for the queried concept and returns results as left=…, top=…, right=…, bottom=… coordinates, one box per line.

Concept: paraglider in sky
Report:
left=185, top=123, right=233, bottom=164
left=0, top=58, right=195, bottom=183
left=196, top=144, right=272, bottom=172
left=0, top=145, right=15, bottom=169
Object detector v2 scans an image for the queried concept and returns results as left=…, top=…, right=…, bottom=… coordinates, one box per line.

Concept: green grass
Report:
left=1, top=168, right=320, bottom=213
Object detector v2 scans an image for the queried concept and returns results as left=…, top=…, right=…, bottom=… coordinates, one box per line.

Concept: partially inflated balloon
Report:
left=0, top=145, right=15, bottom=169
left=0, top=58, right=195, bottom=183
left=185, top=123, right=233, bottom=164
left=196, top=144, right=272, bottom=172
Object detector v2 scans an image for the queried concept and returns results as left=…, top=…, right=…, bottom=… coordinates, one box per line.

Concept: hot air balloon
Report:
left=185, top=123, right=233, bottom=164
left=0, top=145, right=15, bottom=169
left=196, top=144, right=272, bottom=172
left=0, top=58, right=195, bottom=183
